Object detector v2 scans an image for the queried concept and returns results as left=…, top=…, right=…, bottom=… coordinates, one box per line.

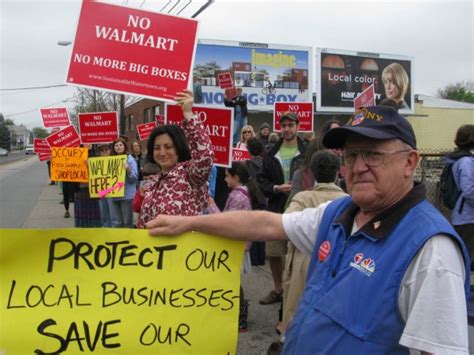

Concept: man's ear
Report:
left=405, top=150, right=420, bottom=178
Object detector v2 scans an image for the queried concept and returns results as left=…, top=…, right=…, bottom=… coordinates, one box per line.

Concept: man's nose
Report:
left=352, top=153, right=369, bottom=172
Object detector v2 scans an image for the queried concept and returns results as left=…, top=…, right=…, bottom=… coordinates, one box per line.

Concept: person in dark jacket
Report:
left=246, top=137, right=267, bottom=266
left=257, top=112, right=306, bottom=305
left=225, top=87, right=248, bottom=146
left=259, top=122, right=271, bottom=148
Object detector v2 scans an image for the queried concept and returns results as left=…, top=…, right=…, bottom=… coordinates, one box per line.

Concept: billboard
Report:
left=193, top=39, right=313, bottom=111
left=317, top=48, right=414, bottom=114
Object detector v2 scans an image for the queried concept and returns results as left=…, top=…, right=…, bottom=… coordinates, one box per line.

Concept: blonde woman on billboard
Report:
left=382, top=63, right=409, bottom=109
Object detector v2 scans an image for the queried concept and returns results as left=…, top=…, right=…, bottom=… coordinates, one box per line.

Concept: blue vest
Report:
left=283, top=196, right=470, bottom=355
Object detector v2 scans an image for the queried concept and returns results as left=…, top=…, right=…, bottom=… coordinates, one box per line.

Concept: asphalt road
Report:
left=0, top=156, right=49, bottom=228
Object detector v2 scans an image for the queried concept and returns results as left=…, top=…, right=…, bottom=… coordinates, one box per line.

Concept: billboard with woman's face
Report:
left=316, top=48, right=414, bottom=114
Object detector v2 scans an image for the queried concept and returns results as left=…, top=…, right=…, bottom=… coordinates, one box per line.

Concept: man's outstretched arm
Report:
left=147, top=210, right=287, bottom=241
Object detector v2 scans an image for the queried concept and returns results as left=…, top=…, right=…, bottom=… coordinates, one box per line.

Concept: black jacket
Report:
left=257, top=138, right=306, bottom=213
left=224, top=95, right=248, bottom=117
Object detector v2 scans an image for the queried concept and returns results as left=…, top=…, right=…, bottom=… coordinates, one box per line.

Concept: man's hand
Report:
left=146, top=215, right=190, bottom=236
left=276, top=183, right=292, bottom=194
left=175, top=90, right=194, bottom=117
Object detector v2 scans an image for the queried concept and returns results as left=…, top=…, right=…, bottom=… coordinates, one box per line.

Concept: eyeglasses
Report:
left=243, top=131, right=252, bottom=134
left=342, top=149, right=412, bottom=167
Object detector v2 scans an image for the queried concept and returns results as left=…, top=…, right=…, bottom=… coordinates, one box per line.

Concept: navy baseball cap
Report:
left=322, top=106, right=417, bottom=149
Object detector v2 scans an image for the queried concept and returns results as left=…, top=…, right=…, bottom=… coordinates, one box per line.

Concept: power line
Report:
left=177, top=0, right=192, bottom=15
left=0, top=84, right=67, bottom=91
left=191, top=0, right=214, bottom=18
left=160, top=0, right=172, bottom=12
left=4, top=98, right=75, bottom=118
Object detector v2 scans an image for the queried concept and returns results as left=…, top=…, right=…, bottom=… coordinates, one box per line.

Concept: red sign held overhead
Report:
left=46, top=125, right=81, bottom=148
left=165, top=104, right=233, bottom=168
left=33, top=138, right=51, bottom=154
left=78, top=112, right=119, bottom=144
left=39, top=108, right=70, bottom=128
left=66, top=0, right=198, bottom=101
left=274, top=102, right=314, bottom=132
left=217, top=72, right=234, bottom=89
left=232, top=148, right=251, bottom=162
left=137, top=121, right=158, bottom=141
left=353, top=84, right=376, bottom=111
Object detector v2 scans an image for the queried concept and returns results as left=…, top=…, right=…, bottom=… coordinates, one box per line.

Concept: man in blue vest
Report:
left=147, top=105, right=470, bottom=354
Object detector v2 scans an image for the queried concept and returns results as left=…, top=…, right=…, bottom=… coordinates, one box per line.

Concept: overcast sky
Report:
left=1, top=0, right=472, bottom=129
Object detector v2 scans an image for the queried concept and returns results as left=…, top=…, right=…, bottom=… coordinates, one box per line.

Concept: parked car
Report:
left=0, top=148, right=8, bottom=157
left=25, top=145, right=35, bottom=154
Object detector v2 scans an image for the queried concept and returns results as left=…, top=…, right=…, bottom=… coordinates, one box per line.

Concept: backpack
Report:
left=439, top=151, right=472, bottom=211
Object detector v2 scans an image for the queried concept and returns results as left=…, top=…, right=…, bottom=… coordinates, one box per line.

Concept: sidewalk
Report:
left=22, top=183, right=74, bottom=228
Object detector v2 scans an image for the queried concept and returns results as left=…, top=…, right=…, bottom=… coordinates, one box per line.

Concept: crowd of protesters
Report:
left=46, top=88, right=474, bottom=353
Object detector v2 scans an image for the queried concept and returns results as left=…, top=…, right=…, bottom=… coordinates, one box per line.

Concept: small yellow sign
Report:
left=0, top=229, right=244, bottom=354
left=88, top=155, right=127, bottom=198
left=51, top=147, right=89, bottom=182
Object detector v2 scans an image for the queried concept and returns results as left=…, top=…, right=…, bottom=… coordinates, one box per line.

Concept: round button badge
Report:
left=318, top=241, right=331, bottom=262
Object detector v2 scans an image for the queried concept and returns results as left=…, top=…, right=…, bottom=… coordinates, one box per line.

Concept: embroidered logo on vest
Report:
left=354, top=253, right=364, bottom=264
left=350, top=254, right=376, bottom=276
left=318, top=241, right=331, bottom=262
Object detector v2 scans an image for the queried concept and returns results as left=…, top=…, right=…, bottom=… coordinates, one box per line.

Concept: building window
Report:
left=144, top=108, right=152, bottom=123
left=153, top=106, right=160, bottom=116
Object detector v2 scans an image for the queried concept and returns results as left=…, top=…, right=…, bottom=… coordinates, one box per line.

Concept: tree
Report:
left=32, top=127, right=49, bottom=139
left=4, top=118, right=15, bottom=126
left=193, top=61, right=222, bottom=78
left=0, top=123, right=11, bottom=150
left=438, top=81, right=474, bottom=103
left=71, top=87, right=133, bottom=134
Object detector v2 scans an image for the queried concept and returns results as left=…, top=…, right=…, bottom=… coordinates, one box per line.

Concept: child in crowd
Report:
left=209, top=161, right=266, bottom=332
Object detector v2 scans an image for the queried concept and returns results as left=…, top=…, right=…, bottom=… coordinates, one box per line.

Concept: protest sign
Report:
left=37, top=152, right=52, bottom=162
left=137, top=122, right=158, bottom=141
left=50, top=147, right=89, bottom=183
left=66, top=0, right=198, bottom=101
left=165, top=104, right=233, bottom=168
left=155, top=114, right=165, bottom=125
left=46, top=125, right=81, bottom=148
left=217, top=72, right=234, bottom=89
left=232, top=148, right=251, bottom=162
left=353, top=83, right=376, bottom=110
left=78, top=112, right=119, bottom=144
left=317, top=48, right=413, bottom=113
left=34, top=138, right=51, bottom=154
left=39, top=108, right=70, bottom=128
left=193, top=39, right=312, bottom=110
left=0, top=229, right=243, bottom=354
left=88, top=155, right=127, bottom=198
left=274, top=102, right=313, bottom=132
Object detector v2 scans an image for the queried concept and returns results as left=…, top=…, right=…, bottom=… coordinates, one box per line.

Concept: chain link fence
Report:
left=415, top=149, right=453, bottom=218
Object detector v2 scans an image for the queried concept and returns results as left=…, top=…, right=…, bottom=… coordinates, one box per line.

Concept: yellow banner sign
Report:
left=88, top=155, right=127, bottom=198
left=51, top=147, right=89, bottom=182
left=0, top=229, right=244, bottom=354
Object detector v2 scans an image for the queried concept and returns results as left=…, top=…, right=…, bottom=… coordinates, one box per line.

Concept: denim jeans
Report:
left=99, top=198, right=114, bottom=227
left=110, top=199, right=134, bottom=228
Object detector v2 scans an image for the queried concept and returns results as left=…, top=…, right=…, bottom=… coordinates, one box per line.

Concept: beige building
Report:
left=407, top=95, right=474, bottom=151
